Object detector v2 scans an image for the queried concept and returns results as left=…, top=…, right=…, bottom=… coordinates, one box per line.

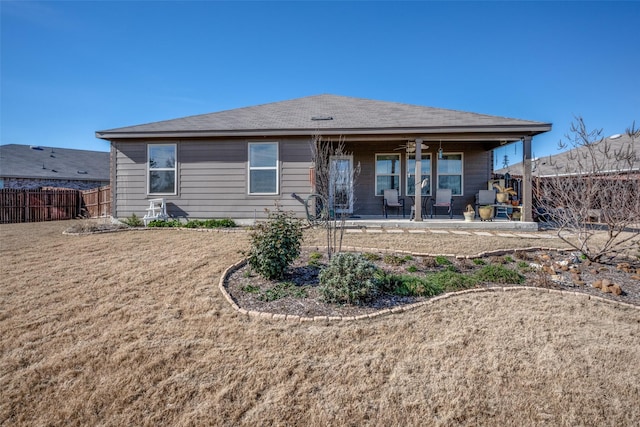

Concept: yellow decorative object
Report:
left=493, top=183, right=517, bottom=204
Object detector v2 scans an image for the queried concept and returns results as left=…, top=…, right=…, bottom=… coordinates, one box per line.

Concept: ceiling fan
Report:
left=395, top=141, right=429, bottom=153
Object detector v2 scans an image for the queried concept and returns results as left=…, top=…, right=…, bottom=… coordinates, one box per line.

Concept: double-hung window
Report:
left=406, top=153, right=431, bottom=196
left=148, top=144, right=177, bottom=195
left=248, top=142, right=278, bottom=194
left=375, top=154, right=401, bottom=195
left=437, top=153, right=463, bottom=195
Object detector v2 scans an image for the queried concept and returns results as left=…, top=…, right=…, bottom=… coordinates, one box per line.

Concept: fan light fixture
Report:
left=438, top=140, right=443, bottom=159
left=395, top=141, right=428, bottom=153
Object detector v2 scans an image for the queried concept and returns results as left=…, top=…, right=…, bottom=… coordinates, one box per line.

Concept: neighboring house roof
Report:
left=496, top=133, right=639, bottom=177
left=96, top=94, right=551, bottom=140
left=0, top=144, right=110, bottom=181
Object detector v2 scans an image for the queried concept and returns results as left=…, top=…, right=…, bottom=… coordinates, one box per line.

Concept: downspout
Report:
left=110, top=142, right=117, bottom=218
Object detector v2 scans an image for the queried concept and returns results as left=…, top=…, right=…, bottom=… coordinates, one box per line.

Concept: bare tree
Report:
left=309, top=134, right=360, bottom=260
left=536, top=117, right=639, bottom=263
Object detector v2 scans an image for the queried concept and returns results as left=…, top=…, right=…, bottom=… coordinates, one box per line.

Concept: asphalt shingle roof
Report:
left=97, top=94, right=550, bottom=138
left=496, top=133, right=639, bottom=177
left=0, top=144, right=110, bottom=181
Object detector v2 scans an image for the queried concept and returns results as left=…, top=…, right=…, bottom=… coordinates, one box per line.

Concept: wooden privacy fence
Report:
left=80, top=185, right=111, bottom=218
left=0, top=188, right=81, bottom=223
left=0, top=186, right=111, bottom=224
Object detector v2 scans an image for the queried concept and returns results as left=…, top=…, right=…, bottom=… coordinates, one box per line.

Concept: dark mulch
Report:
left=224, top=248, right=640, bottom=318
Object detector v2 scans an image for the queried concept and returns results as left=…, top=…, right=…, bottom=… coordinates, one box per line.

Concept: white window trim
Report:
left=375, top=153, right=401, bottom=196
left=147, top=143, right=177, bottom=196
left=436, top=152, right=464, bottom=196
left=406, top=152, right=432, bottom=196
left=248, top=142, right=279, bottom=195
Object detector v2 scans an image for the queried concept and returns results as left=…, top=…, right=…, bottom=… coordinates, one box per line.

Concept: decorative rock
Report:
left=543, top=265, right=556, bottom=275
left=601, top=279, right=612, bottom=287
left=592, top=280, right=602, bottom=289
left=574, top=280, right=586, bottom=286
left=611, top=284, right=622, bottom=296
left=601, top=285, right=612, bottom=294
left=550, top=274, right=565, bottom=283
left=616, top=262, right=631, bottom=272
left=631, top=275, right=640, bottom=281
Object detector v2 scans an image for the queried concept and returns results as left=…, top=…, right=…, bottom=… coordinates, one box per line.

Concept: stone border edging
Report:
left=218, top=246, right=640, bottom=322
left=63, top=225, right=247, bottom=236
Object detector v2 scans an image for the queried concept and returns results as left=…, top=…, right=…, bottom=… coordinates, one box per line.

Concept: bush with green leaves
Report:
left=424, top=270, right=478, bottom=291
left=319, top=252, right=381, bottom=305
left=121, top=213, right=144, bottom=227
left=247, top=210, right=303, bottom=280
left=184, top=218, right=236, bottom=228
left=377, top=272, right=445, bottom=297
left=259, top=282, right=307, bottom=302
left=474, top=264, right=524, bottom=284
left=147, top=219, right=182, bottom=227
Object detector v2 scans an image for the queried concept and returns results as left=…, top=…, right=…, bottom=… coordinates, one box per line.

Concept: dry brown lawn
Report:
left=1, top=220, right=639, bottom=426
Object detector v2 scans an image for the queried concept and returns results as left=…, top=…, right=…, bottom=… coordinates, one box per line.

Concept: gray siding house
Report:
left=96, top=95, right=551, bottom=222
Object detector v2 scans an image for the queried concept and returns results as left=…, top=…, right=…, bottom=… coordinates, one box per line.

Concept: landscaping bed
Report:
left=225, top=247, right=640, bottom=317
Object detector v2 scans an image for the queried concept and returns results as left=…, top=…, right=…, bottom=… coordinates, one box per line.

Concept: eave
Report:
left=96, top=123, right=551, bottom=142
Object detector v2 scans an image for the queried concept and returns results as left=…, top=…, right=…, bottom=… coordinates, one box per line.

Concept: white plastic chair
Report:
left=143, top=198, right=169, bottom=225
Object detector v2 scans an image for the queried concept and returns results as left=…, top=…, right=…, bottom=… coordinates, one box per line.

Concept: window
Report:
left=248, top=142, right=278, bottom=194
left=437, top=153, right=463, bottom=195
left=375, top=154, right=401, bottom=195
left=148, top=144, right=176, bottom=195
left=406, top=153, right=431, bottom=196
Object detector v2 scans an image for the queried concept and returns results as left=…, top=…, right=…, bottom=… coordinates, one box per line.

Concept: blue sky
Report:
left=1, top=1, right=638, bottom=167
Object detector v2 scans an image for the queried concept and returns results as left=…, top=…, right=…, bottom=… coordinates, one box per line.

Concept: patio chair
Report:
left=383, top=189, right=405, bottom=218
left=430, top=189, right=453, bottom=219
left=475, top=190, right=496, bottom=219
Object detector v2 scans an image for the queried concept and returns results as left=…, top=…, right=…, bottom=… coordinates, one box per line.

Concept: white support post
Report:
left=414, top=138, right=423, bottom=222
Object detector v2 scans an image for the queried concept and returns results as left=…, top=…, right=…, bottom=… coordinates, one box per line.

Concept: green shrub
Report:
left=406, top=265, right=418, bottom=273
left=435, top=256, right=452, bottom=266
left=377, top=272, right=444, bottom=297
left=247, top=210, right=303, bottom=280
left=259, top=282, right=307, bottom=302
left=362, top=252, right=381, bottom=261
left=121, top=213, right=144, bottom=227
left=319, top=253, right=381, bottom=305
left=147, top=219, right=182, bottom=227
left=383, top=254, right=406, bottom=265
left=241, top=284, right=260, bottom=294
left=184, top=219, right=236, bottom=228
left=308, top=251, right=323, bottom=268
left=472, top=258, right=486, bottom=266
left=475, top=265, right=525, bottom=284
left=424, top=270, right=478, bottom=291
left=203, top=218, right=236, bottom=228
